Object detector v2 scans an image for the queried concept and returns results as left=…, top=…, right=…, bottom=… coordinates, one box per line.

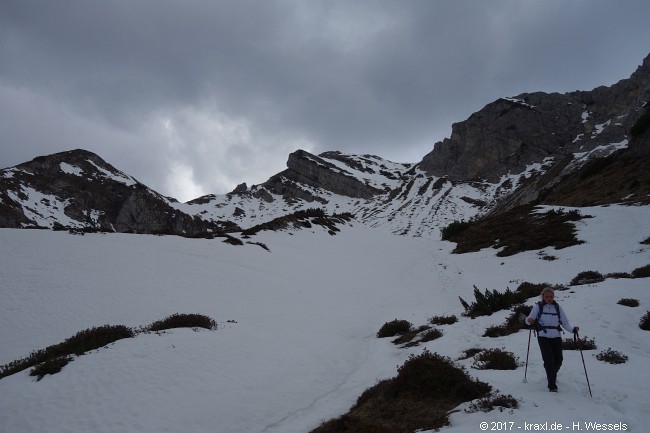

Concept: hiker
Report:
left=526, top=287, right=579, bottom=392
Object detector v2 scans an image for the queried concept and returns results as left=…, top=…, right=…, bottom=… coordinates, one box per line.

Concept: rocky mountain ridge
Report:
left=420, top=53, right=650, bottom=182
left=0, top=149, right=234, bottom=235
left=1, top=53, right=649, bottom=238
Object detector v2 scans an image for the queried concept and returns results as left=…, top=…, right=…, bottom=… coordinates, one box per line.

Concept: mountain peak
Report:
left=418, top=52, right=650, bottom=183
left=0, top=149, right=232, bottom=234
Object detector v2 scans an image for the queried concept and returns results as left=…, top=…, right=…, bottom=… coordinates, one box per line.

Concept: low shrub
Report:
left=483, top=304, right=533, bottom=338
left=0, top=324, right=135, bottom=380
left=562, top=335, right=597, bottom=350
left=391, top=325, right=429, bottom=346
left=441, top=220, right=473, bottom=241
left=146, top=314, right=218, bottom=332
left=483, top=325, right=510, bottom=338
left=419, top=328, right=443, bottom=342
left=62, top=325, right=136, bottom=355
left=393, top=350, right=492, bottom=400
left=429, top=314, right=458, bottom=325
left=631, top=264, right=650, bottom=279
left=515, top=282, right=549, bottom=300
left=458, top=348, right=484, bottom=360
left=459, top=284, right=564, bottom=319
left=596, top=348, right=628, bottom=364
left=377, top=319, right=413, bottom=338
left=617, top=298, right=640, bottom=307
left=459, top=286, right=521, bottom=318
left=311, top=349, right=492, bottom=433
left=472, top=348, right=520, bottom=370
left=640, top=311, right=650, bottom=331
left=377, top=319, right=412, bottom=338
left=570, top=270, right=605, bottom=286
left=1, top=313, right=219, bottom=381
left=606, top=272, right=632, bottom=279
left=30, top=356, right=73, bottom=381
left=465, top=393, right=519, bottom=413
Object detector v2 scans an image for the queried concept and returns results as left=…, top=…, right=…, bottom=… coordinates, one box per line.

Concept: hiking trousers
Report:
left=537, top=336, right=563, bottom=388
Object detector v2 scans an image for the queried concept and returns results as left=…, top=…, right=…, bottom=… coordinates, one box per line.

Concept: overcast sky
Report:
left=2, top=0, right=649, bottom=202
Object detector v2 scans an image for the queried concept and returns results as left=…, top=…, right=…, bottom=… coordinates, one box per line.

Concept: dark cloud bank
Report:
left=2, top=0, right=649, bottom=201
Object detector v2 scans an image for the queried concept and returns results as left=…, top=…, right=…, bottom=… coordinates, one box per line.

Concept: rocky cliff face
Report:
left=419, top=54, right=650, bottom=182
left=262, top=150, right=386, bottom=201
left=0, top=149, right=234, bottom=235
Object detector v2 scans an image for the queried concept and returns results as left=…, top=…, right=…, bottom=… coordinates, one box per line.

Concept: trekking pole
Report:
left=523, top=327, right=532, bottom=383
left=574, top=329, right=593, bottom=398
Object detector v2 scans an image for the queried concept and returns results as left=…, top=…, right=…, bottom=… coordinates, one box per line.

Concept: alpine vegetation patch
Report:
left=631, top=264, right=650, bottom=278
left=429, top=314, right=458, bottom=325
left=0, top=324, right=135, bottom=380
left=459, top=285, right=521, bottom=318
left=640, top=311, right=650, bottom=331
left=441, top=205, right=587, bottom=257
left=0, top=313, right=219, bottom=381
left=419, top=328, right=444, bottom=343
left=570, top=270, right=605, bottom=286
left=145, top=313, right=218, bottom=332
left=465, top=393, right=519, bottom=413
left=483, top=304, right=533, bottom=338
left=562, top=335, right=597, bottom=350
left=391, top=325, right=432, bottom=346
left=596, top=348, right=629, bottom=364
left=617, top=298, right=640, bottom=307
left=458, top=348, right=485, bottom=360
left=311, top=349, right=492, bottom=433
left=377, top=319, right=413, bottom=338
left=29, top=356, right=74, bottom=381
left=471, top=348, right=520, bottom=370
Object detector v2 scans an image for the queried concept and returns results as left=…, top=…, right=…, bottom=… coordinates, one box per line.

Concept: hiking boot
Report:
left=549, top=384, right=558, bottom=392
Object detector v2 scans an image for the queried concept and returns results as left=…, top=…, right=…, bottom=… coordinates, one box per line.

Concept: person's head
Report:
left=541, top=287, right=555, bottom=304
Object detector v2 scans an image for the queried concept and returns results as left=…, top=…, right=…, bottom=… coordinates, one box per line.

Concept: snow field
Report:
left=0, top=204, right=649, bottom=433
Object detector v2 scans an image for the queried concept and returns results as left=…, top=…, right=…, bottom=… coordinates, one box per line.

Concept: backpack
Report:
left=535, top=301, right=563, bottom=334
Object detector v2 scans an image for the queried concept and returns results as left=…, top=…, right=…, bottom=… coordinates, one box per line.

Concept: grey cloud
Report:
left=2, top=0, right=650, bottom=201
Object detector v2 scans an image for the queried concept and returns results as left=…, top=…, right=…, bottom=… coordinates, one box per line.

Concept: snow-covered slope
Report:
left=1, top=204, right=649, bottom=433
left=173, top=150, right=546, bottom=237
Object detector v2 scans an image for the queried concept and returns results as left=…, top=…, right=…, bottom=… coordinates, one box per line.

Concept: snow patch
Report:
left=60, top=162, right=83, bottom=176
left=87, top=160, right=137, bottom=186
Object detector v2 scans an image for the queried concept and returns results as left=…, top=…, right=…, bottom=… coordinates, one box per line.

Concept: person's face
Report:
left=543, top=291, right=554, bottom=304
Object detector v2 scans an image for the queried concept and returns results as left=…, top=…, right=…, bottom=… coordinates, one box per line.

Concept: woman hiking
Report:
left=526, top=287, right=579, bottom=392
